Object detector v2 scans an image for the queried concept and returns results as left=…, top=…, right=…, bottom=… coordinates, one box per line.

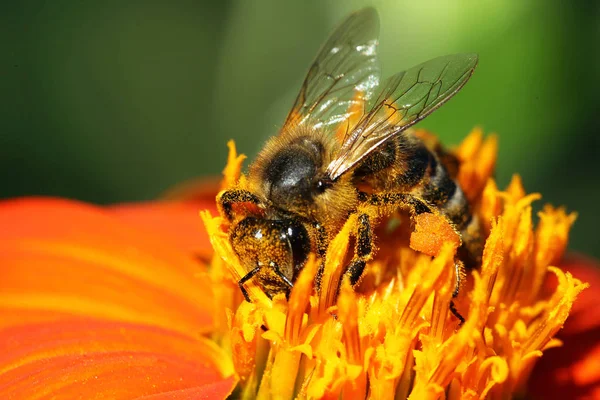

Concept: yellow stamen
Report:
left=222, top=140, right=247, bottom=190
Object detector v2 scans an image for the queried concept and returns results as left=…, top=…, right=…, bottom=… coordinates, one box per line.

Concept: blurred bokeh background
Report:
left=2, top=0, right=599, bottom=258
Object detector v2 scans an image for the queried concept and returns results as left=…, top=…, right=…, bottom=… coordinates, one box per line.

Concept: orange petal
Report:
left=0, top=198, right=214, bottom=336
left=0, top=319, right=236, bottom=399
left=110, top=200, right=217, bottom=258
left=137, top=376, right=237, bottom=399
left=528, top=255, right=600, bottom=399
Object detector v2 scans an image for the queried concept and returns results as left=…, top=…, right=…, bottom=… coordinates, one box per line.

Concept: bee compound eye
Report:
left=284, top=220, right=310, bottom=268
left=316, top=180, right=326, bottom=193
left=315, top=176, right=333, bottom=194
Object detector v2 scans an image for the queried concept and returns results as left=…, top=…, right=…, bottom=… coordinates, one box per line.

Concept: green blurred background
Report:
left=2, top=0, right=599, bottom=258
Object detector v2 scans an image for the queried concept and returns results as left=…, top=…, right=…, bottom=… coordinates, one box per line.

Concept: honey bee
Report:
left=218, top=8, right=481, bottom=322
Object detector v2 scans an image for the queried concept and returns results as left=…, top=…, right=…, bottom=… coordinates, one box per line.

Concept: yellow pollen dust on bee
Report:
left=201, top=129, right=588, bottom=400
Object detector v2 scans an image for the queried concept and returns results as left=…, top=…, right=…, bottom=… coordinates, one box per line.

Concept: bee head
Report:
left=265, top=143, right=324, bottom=208
left=250, top=133, right=357, bottom=224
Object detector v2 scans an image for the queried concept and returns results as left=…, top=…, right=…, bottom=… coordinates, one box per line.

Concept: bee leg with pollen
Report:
left=343, top=213, right=374, bottom=287
left=217, top=189, right=262, bottom=221
left=314, top=213, right=375, bottom=293
left=360, top=191, right=468, bottom=323
left=313, top=223, right=330, bottom=290
left=359, top=192, right=433, bottom=215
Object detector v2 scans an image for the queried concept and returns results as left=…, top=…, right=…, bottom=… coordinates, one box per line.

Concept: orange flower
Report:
left=0, top=198, right=236, bottom=399
left=0, top=128, right=597, bottom=399
left=528, top=254, right=600, bottom=399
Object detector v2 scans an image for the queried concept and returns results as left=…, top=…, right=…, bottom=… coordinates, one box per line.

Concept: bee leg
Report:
left=217, top=189, right=262, bottom=221
left=313, top=223, right=328, bottom=291
left=359, top=192, right=432, bottom=215
left=270, top=262, right=294, bottom=299
left=238, top=265, right=262, bottom=302
left=344, top=213, right=373, bottom=287
left=450, top=261, right=466, bottom=325
left=238, top=262, right=295, bottom=303
left=452, top=261, right=465, bottom=298
left=361, top=192, right=468, bottom=325
left=449, top=301, right=465, bottom=326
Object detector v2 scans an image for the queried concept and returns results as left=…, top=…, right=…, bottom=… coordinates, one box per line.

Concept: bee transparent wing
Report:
left=327, top=53, right=478, bottom=180
left=283, top=8, right=381, bottom=131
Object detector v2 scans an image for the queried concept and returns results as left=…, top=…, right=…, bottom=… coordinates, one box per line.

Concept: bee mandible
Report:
left=217, top=8, right=481, bottom=322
